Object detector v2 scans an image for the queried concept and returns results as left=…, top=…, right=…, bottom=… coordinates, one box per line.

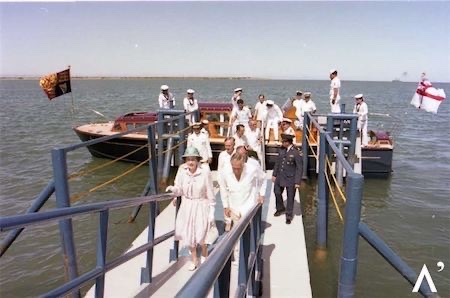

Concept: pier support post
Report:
left=301, top=113, right=310, bottom=179
left=336, top=142, right=344, bottom=186
left=317, top=131, right=329, bottom=248
left=348, top=118, right=358, bottom=168
left=157, top=112, right=165, bottom=181
left=52, top=148, right=80, bottom=298
left=338, top=174, right=364, bottom=298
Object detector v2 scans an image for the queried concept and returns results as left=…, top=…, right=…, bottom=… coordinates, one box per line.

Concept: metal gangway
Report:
left=0, top=109, right=435, bottom=298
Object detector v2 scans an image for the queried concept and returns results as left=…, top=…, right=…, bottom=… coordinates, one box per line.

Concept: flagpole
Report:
left=68, top=65, right=75, bottom=125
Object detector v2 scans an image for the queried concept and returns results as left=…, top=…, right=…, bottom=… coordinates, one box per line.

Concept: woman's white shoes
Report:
left=200, top=256, right=206, bottom=264
left=188, top=261, right=197, bottom=271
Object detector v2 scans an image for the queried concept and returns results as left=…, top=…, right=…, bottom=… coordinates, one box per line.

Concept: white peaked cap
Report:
left=234, top=88, right=243, bottom=92
left=329, top=69, right=337, bottom=74
left=187, top=89, right=195, bottom=93
left=282, top=118, right=292, bottom=123
left=354, top=94, right=363, bottom=99
left=304, top=92, right=312, bottom=97
left=266, top=100, right=274, bottom=105
left=161, top=85, right=169, bottom=90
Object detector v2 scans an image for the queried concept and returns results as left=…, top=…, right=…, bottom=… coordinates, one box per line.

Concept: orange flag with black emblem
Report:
left=39, top=68, right=72, bottom=100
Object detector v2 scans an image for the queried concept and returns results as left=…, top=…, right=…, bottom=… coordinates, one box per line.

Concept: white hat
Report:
left=234, top=88, right=243, bottom=92
left=192, top=122, right=202, bottom=128
left=304, top=92, right=312, bottom=97
left=161, top=85, right=169, bottom=91
left=354, top=94, right=363, bottom=99
left=282, top=118, right=292, bottom=123
left=329, top=69, right=337, bottom=74
left=266, top=100, right=274, bottom=106
left=187, top=89, right=195, bottom=94
left=201, top=119, right=209, bottom=124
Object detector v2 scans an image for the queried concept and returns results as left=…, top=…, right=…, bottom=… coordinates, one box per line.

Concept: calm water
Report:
left=1, top=79, right=449, bottom=297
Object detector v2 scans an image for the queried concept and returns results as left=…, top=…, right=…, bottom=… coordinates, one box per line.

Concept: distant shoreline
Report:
left=0, top=76, right=255, bottom=80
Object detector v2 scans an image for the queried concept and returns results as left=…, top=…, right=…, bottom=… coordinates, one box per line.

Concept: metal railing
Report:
left=0, top=193, right=176, bottom=297
left=177, top=203, right=263, bottom=297
left=302, top=111, right=435, bottom=297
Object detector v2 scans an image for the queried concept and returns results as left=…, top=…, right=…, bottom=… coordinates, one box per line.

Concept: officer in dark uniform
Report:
left=272, top=132, right=303, bottom=224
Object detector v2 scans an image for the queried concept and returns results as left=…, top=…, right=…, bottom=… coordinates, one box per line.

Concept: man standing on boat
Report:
left=187, top=122, right=213, bottom=166
left=272, top=132, right=303, bottom=224
left=254, top=94, right=267, bottom=124
left=280, top=118, right=296, bottom=144
left=231, top=88, right=243, bottom=110
left=246, top=119, right=262, bottom=161
left=231, top=98, right=252, bottom=134
left=282, top=91, right=303, bottom=114
left=183, top=89, right=198, bottom=124
left=159, top=85, right=175, bottom=109
left=353, top=94, right=369, bottom=147
left=297, top=92, right=317, bottom=129
left=329, top=69, right=341, bottom=113
left=264, top=100, right=283, bottom=144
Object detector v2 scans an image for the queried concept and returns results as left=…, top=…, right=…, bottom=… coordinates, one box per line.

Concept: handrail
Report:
left=0, top=192, right=176, bottom=297
left=0, top=179, right=55, bottom=257
left=177, top=203, right=263, bottom=297
left=0, top=193, right=174, bottom=232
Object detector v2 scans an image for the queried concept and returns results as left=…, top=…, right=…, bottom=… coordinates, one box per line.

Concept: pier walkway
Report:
left=85, top=170, right=311, bottom=297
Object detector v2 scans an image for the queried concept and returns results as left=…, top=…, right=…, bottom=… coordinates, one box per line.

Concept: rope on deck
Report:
left=304, top=124, right=318, bottom=159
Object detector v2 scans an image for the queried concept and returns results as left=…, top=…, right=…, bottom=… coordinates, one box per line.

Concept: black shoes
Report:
left=286, top=218, right=292, bottom=224
left=273, top=210, right=286, bottom=217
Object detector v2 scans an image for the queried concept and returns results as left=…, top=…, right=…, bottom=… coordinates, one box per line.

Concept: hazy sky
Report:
left=1, top=1, right=449, bottom=82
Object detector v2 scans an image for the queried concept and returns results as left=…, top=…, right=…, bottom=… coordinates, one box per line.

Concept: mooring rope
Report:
left=324, top=168, right=344, bottom=222
left=325, top=156, right=347, bottom=203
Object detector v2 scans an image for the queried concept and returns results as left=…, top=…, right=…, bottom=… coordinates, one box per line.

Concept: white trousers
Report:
left=358, top=120, right=368, bottom=146
left=265, top=118, right=280, bottom=141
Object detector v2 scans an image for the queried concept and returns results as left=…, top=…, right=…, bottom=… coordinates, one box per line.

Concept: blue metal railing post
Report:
left=302, top=113, right=310, bottom=179
left=95, top=210, right=109, bottom=298
left=51, top=148, right=80, bottom=298
left=0, top=179, right=55, bottom=257
left=237, top=226, right=251, bottom=296
left=157, top=112, right=165, bottom=180
left=141, top=125, right=159, bottom=283
left=128, top=124, right=159, bottom=222
left=338, top=174, right=364, bottom=298
left=348, top=117, right=358, bottom=167
left=317, top=131, right=329, bottom=248
left=178, top=115, right=186, bottom=164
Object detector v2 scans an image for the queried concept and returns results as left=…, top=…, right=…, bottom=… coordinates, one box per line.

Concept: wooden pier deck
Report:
left=85, top=170, right=311, bottom=298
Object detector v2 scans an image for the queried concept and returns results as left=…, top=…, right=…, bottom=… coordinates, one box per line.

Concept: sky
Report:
left=1, top=1, right=449, bottom=82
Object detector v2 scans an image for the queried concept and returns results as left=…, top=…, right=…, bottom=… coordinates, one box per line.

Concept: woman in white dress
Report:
left=166, top=147, right=216, bottom=270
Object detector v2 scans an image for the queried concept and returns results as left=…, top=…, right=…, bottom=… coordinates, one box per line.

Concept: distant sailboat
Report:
left=392, top=71, right=407, bottom=82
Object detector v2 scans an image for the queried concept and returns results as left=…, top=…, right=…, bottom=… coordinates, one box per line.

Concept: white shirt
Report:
left=158, top=92, right=175, bottom=109
left=233, top=133, right=248, bottom=148
left=187, top=132, right=212, bottom=162
left=329, top=77, right=341, bottom=112
left=183, top=97, right=198, bottom=113
left=265, top=104, right=283, bottom=121
left=218, top=150, right=232, bottom=172
left=218, top=163, right=267, bottom=211
left=231, top=95, right=240, bottom=110
left=254, top=101, right=267, bottom=121
left=300, top=100, right=317, bottom=115
left=293, top=99, right=305, bottom=119
left=353, top=101, right=368, bottom=122
left=231, top=106, right=252, bottom=124
left=246, top=127, right=261, bottom=151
